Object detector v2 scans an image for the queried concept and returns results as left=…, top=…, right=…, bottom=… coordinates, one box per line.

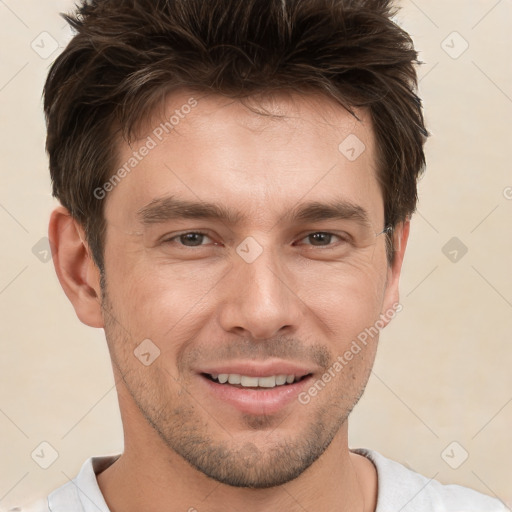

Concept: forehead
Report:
left=105, top=89, right=384, bottom=230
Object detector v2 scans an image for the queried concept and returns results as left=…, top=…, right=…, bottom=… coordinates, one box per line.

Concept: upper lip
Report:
left=197, top=359, right=316, bottom=378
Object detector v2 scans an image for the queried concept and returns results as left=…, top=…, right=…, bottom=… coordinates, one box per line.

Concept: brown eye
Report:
left=307, top=233, right=334, bottom=246
left=163, top=231, right=213, bottom=247
left=298, top=232, right=348, bottom=248
left=178, top=233, right=207, bottom=246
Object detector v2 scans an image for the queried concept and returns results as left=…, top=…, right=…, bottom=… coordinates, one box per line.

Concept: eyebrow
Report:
left=136, top=195, right=373, bottom=229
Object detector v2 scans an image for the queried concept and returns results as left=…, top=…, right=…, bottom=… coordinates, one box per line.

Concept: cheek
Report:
left=294, top=258, right=388, bottom=337
left=106, top=258, right=227, bottom=349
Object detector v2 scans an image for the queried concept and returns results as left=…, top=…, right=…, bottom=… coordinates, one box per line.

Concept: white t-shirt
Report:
left=8, top=448, right=506, bottom=512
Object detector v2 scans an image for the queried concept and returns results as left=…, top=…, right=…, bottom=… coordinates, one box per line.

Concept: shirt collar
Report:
left=48, top=454, right=120, bottom=512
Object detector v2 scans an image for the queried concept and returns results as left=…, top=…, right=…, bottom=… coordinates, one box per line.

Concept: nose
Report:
left=217, top=243, right=304, bottom=340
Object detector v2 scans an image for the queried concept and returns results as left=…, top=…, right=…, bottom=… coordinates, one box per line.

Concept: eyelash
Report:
left=161, top=230, right=351, bottom=250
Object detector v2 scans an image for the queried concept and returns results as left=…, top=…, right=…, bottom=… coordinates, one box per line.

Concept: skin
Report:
left=49, top=89, right=409, bottom=512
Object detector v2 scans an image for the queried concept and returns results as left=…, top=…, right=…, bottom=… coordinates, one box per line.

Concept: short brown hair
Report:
left=44, top=0, right=428, bottom=271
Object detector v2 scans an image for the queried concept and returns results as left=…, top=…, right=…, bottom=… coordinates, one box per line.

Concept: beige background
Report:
left=0, top=0, right=511, bottom=509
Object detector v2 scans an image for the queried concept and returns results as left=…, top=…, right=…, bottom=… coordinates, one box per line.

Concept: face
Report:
left=98, top=90, right=403, bottom=488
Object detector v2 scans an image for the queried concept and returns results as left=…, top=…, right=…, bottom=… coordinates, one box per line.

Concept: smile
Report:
left=205, top=373, right=309, bottom=388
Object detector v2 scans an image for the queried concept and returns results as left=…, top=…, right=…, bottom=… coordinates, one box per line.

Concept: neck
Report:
left=97, top=434, right=377, bottom=511
left=97, top=384, right=377, bottom=512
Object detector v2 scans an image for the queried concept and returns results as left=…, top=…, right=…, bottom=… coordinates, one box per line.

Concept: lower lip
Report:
left=200, top=374, right=313, bottom=415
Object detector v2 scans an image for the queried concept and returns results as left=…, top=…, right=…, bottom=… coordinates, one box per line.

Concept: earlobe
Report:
left=48, top=206, right=105, bottom=328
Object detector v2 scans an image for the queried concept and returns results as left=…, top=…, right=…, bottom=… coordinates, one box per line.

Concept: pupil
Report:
left=310, top=233, right=330, bottom=246
left=182, top=233, right=203, bottom=246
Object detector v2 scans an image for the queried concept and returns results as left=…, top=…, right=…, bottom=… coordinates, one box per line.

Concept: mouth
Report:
left=202, top=372, right=311, bottom=389
left=197, top=365, right=315, bottom=416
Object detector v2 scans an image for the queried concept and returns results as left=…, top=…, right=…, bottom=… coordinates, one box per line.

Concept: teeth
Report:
left=228, top=374, right=241, bottom=384
left=241, top=376, right=259, bottom=387
left=275, top=375, right=287, bottom=385
left=258, top=376, right=276, bottom=388
left=210, top=373, right=300, bottom=387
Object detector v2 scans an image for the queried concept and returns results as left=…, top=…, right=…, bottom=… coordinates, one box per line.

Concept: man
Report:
left=16, top=0, right=505, bottom=510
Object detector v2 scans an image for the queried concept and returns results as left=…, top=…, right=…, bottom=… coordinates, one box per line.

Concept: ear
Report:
left=381, top=219, right=410, bottom=324
left=48, top=206, right=104, bottom=328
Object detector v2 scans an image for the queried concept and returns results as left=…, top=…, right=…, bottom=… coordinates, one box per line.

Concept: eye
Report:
left=162, top=231, right=215, bottom=247
left=296, top=232, right=350, bottom=248
left=160, top=230, right=351, bottom=250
